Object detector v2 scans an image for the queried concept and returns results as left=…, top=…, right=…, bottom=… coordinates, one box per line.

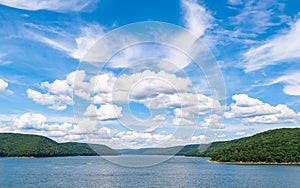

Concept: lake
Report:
left=0, top=155, right=300, bottom=188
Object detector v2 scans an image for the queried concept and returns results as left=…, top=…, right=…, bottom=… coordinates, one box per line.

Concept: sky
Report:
left=0, top=0, right=300, bottom=149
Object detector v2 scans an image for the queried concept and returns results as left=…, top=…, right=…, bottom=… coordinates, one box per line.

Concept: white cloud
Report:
left=27, top=88, right=73, bottom=111
left=13, top=112, right=47, bottom=129
left=227, top=0, right=243, bottom=5
left=265, top=72, right=300, bottom=96
left=191, top=135, right=207, bottom=143
left=230, top=0, right=285, bottom=36
left=0, top=78, right=8, bottom=92
left=0, top=0, right=98, bottom=12
left=26, top=70, right=114, bottom=110
left=113, top=70, right=192, bottom=103
left=76, top=118, right=98, bottom=133
left=173, top=117, right=194, bottom=126
left=235, top=131, right=246, bottom=136
left=200, top=114, right=225, bottom=129
left=181, top=0, right=214, bottom=37
left=71, top=25, right=105, bottom=60
left=27, top=24, right=105, bottom=60
left=84, top=104, right=122, bottom=121
left=244, top=19, right=300, bottom=72
left=0, top=78, right=13, bottom=94
left=0, top=53, right=11, bottom=66
left=41, top=80, right=71, bottom=95
left=225, top=94, right=299, bottom=124
left=217, top=133, right=227, bottom=138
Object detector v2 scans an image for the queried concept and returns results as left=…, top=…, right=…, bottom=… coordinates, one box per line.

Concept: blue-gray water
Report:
left=1, top=155, right=300, bottom=188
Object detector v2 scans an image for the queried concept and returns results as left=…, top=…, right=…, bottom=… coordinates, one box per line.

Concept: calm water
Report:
left=0, top=155, right=300, bottom=188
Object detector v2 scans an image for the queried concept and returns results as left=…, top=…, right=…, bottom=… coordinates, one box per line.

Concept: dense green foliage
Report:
left=208, top=128, right=300, bottom=163
left=0, top=133, right=119, bottom=157
left=185, top=141, right=239, bottom=157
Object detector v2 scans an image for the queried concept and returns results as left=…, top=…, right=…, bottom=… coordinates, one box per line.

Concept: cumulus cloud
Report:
left=200, top=114, right=225, bottom=129
left=12, top=112, right=77, bottom=139
left=27, top=88, right=73, bottom=111
left=0, top=78, right=8, bottom=92
left=26, top=69, right=111, bottom=110
left=173, top=117, right=195, bottom=126
left=84, top=104, right=122, bottom=121
left=225, top=94, right=299, bottom=124
left=113, top=70, right=192, bottom=103
left=0, top=0, right=98, bottom=12
left=76, top=118, right=98, bottom=133
left=13, top=112, right=47, bottom=129
left=244, top=19, right=300, bottom=72
left=0, top=78, right=13, bottom=94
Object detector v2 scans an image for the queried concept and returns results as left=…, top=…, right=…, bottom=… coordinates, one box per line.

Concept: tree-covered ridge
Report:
left=208, top=128, right=300, bottom=163
left=0, top=133, right=119, bottom=157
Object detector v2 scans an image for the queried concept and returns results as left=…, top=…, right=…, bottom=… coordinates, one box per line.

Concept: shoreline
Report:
left=210, top=160, right=300, bottom=165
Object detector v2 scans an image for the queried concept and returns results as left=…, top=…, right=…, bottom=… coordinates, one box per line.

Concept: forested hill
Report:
left=189, top=128, right=300, bottom=163
left=0, top=133, right=119, bottom=157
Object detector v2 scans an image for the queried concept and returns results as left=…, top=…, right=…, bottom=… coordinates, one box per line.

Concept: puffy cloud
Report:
left=13, top=113, right=47, bottom=129
left=76, top=118, right=98, bottom=133
left=181, top=0, right=213, bottom=37
left=84, top=104, right=122, bottom=121
left=244, top=19, right=300, bottom=72
left=11, top=113, right=76, bottom=139
left=173, top=117, right=194, bottom=126
left=200, top=114, right=225, bottom=129
left=113, top=70, right=192, bottom=104
left=0, top=0, right=98, bottom=12
left=0, top=78, right=13, bottom=94
left=265, top=72, right=300, bottom=96
left=41, top=80, right=71, bottom=95
left=0, top=78, right=8, bottom=92
left=225, top=94, right=298, bottom=124
left=27, top=88, right=73, bottom=111
left=27, top=69, right=112, bottom=110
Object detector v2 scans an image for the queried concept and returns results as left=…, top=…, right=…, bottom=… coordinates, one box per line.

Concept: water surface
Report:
left=0, top=156, right=299, bottom=188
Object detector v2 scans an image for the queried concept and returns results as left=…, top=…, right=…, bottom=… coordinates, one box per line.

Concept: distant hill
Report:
left=118, top=144, right=205, bottom=155
left=188, top=128, right=300, bottom=163
left=0, top=133, right=119, bottom=157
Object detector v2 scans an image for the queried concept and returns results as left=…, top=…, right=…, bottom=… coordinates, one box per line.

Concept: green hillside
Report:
left=189, top=128, right=300, bottom=163
left=185, top=141, right=238, bottom=157
left=0, top=133, right=119, bottom=157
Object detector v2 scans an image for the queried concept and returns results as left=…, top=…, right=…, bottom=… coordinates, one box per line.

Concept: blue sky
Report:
left=0, top=0, right=300, bottom=149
